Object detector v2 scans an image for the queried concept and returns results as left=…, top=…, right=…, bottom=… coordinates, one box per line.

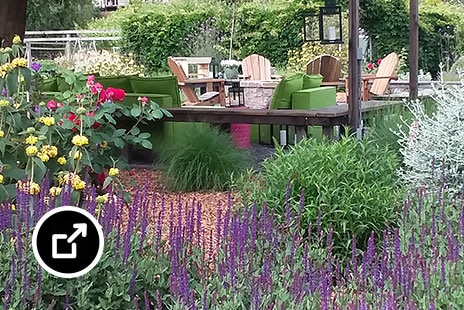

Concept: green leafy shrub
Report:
left=0, top=38, right=171, bottom=202
left=236, top=134, right=403, bottom=257
left=158, top=125, right=249, bottom=191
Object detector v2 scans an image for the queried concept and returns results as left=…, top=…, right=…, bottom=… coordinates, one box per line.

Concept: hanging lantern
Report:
left=303, top=0, right=343, bottom=45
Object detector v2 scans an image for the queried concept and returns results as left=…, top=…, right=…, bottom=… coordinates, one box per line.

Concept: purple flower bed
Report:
left=0, top=177, right=463, bottom=309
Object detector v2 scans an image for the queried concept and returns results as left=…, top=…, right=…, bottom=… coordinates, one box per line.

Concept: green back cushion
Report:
left=96, top=76, right=133, bottom=92
left=303, top=74, right=323, bottom=89
left=269, top=73, right=304, bottom=109
left=130, top=76, right=181, bottom=107
left=57, top=76, right=70, bottom=92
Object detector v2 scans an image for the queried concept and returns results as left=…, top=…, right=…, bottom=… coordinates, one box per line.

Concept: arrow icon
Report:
left=67, top=223, right=87, bottom=243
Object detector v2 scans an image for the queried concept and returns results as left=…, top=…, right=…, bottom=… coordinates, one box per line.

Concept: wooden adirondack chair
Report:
left=167, top=57, right=226, bottom=106
left=241, top=54, right=282, bottom=80
left=306, top=54, right=344, bottom=87
left=346, top=52, right=399, bottom=101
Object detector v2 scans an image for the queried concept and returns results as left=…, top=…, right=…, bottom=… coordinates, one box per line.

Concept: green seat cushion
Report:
left=291, top=87, right=336, bottom=110
left=130, top=76, right=181, bottom=107
left=303, top=74, right=323, bottom=89
left=96, top=76, right=133, bottom=93
left=36, top=78, right=58, bottom=92
left=269, top=73, right=304, bottom=109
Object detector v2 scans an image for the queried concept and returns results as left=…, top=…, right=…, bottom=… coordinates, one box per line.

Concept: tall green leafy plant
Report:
left=236, top=134, right=403, bottom=258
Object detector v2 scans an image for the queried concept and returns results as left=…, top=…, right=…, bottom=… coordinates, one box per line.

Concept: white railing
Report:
left=24, top=30, right=121, bottom=65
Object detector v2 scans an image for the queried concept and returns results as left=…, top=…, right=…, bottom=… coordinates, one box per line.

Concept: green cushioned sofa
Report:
left=250, top=73, right=336, bottom=145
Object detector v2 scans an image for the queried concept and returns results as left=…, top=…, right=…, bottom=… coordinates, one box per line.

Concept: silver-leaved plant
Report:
left=395, top=64, right=464, bottom=196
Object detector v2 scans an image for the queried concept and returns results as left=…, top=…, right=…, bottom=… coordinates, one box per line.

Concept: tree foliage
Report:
left=26, top=0, right=99, bottom=31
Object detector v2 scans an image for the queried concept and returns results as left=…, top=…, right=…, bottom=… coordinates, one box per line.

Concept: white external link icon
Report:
left=51, top=223, right=87, bottom=259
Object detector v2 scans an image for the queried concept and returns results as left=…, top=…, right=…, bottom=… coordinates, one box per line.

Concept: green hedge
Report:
left=120, top=8, right=218, bottom=72
left=118, top=1, right=311, bottom=72
left=93, top=0, right=464, bottom=76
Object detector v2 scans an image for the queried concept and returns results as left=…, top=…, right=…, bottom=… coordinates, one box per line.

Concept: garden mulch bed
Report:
left=118, top=144, right=275, bottom=249
left=118, top=168, right=239, bottom=248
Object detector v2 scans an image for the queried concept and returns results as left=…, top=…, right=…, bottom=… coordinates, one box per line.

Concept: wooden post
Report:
left=348, top=0, right=361, bottom=135
left=409, top=0, right=419, bottom=99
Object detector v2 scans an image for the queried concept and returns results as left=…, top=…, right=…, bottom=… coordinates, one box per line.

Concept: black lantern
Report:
left=209, top=57, right=220, bottom=78
left=303, top=0, right=343, bottom=44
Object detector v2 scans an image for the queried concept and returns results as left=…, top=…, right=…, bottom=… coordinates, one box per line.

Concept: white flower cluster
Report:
left=220, top=59, right=241, bottom=68
left=55, top=49, right=145, bottom=77
left=398, top=69, right=432, bottom=81
left=394, top=79, right=464, bottom=195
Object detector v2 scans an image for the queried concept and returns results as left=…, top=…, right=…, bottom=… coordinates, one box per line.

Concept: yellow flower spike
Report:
left=25, top=145, right=38, bottom=157
left=11, top=204, right=16, bottom=211
left=49, top=187, right=62, bottom=197
left=0, top=130, right=4, bottom=138
left=25, top=135, right=38, bottom=145
left=18, top=58, right=28, bottom=67
left=57, top=156, right=66, bottom=165
left=38, top=152, right=50, bottom=163
left=0, top=99, right=9, bottom=107
left=72, top=150, right=82, bottom=160
left=41, top=145, right=58, bottom=158
left=108, top=168, right=119, bottom=177
left=71, top=135, right=89, bottom=147
left=0, top=174, right=3, bottom=184
left=29, top=182, right=40, bottom=195
left=38, top=116, right=55, bottom=127
left=12, top=35, right=21, bottom=44
left=96, top=193, right=109, bottom=204
left=72, top=179, right=86, bottom=191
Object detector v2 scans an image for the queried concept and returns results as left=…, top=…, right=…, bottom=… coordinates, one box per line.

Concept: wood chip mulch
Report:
left=118, top=168, right=240, bottom=249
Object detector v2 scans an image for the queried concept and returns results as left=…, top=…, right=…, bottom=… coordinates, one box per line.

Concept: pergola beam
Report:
left=409, top=0, right=419, bottom=99
left=348, top=0, right=361, bottom=135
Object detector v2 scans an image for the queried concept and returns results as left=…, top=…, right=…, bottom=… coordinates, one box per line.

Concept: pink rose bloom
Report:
left=106, top=87, right=126, bottom=102
left=366, top=63, right=374, bottom=70
left=138, top=96, right=148, bottom=105
left=90, top=83, right=104, bottom=94
left=47, top=100, right=57, bottom=110
left=86, top=75, right=95, bottom=86
left=377, top=58, right=382, bottom=65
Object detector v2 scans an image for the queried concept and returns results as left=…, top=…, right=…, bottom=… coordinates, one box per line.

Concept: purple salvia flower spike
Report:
left=134, top=297, right=140, bottom=310
left=65, top=289, right=70, bottom=309
left=129, top=265, right=137, bottom=299
left=3, top=277, right=9, bottom=310
left=143, top=291, right=151, bottom=310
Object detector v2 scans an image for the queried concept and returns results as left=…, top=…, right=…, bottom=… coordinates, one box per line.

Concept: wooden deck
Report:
left=161, top=100, right=402, bottom=140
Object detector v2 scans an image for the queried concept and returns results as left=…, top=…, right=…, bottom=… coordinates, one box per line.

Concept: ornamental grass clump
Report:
left=1, top=170, right=464, bottom=308
left=158, top=125, right=249, bottom=191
